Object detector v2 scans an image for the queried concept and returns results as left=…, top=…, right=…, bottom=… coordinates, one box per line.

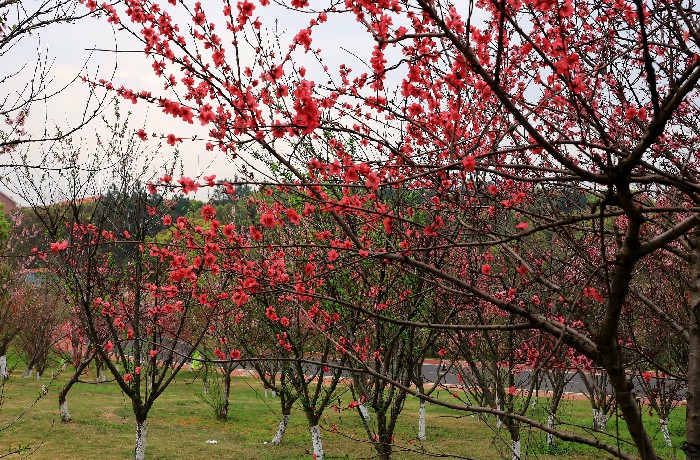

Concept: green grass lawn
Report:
left=0, top=359, right=687, bottom=459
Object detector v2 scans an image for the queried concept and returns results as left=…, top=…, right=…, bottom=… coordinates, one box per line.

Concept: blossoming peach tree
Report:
left=73, top=0, right=700, bottom=459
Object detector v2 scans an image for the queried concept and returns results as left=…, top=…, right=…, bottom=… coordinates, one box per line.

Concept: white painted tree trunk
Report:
left=135, top=420, right=147, bottom=460
left=511, top=439, right=521, bottom=460
left=418, top=401, right=426, bottom=441
left=60, top=398, right=71, bottom=422
left=547, top=414, right=555, bottom=446
left=496, top=400, right=503, bottom=430
left=660, top=418, right=672, bottom=447
left=271, top=414, right=289, bottom=445
left=0, top=355, right=7, bottom=380
left=599, top=410, right=608, bottom=431
left=358, top=402, right=370, bottom=421
left=101, top=370, right=107, bottom=382
left=36, top=373, right=42, bottom=380
left=593, top=409, right=607, bottom=431
left=309, top=425, right=324, bottom=460
left=272, top=390, right=276, bottom=397
left=265, top=389, right=269, bottom=398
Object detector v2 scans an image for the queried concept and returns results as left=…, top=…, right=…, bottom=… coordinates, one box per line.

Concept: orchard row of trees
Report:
left=0, top=155, right=686, bottom=459
left=2, top=0, right=700, bottom=459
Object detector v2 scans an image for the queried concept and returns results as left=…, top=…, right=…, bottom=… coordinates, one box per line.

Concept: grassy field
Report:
left=0, top=358, right=687, bottom=459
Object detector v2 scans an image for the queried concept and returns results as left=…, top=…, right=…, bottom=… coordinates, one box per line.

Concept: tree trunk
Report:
left=309, top=425, right=324, bottom=460
left=687, top=235, right=700, bottom=459
left=688, top=324, right=700, bottom=459
left=547, top=414, right=555, bottom=446
left=508, top=423, right=521, bottom=460
left=659, top=419, right=671, bottom=447
left=358, top=402, right=370, bottom=421
left=135, top=418, right=147, bottom=460
left=496, top=397, right=503, bottom=430
left=418, top=400, right=426, bottom=441
left=217, top=372, right=231, bottom=421
left=59, top=394, right=71, bottom=422
left=594, top=408, right=609, bottom=431
left=0, top=355, right=7, bottom=380
left=511, top=439, right=521, bottom=460
left=376, top=439, right=392, bottom=460
left=271, top=414, right=289, bottom=445
left=58, top=353, right=92, bottom=423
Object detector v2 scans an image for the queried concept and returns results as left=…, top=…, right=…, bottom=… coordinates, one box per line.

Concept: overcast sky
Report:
left=1, top=2, right=387, bottom=204
left=2, top=1, right=486, bottom=205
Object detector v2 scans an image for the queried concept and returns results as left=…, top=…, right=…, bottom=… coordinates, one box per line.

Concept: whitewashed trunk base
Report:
left=359, top=403, right=370, bottom=421
left=593, top=409, right=607, bottom=431
left=418, top=401, right=426, bottom=441
left=264, top=389, right=269, bottom=398
left=135, top=420, right=147, bottom=460
left=271, top=415, right=289, bottom=445
left=310, top=425, right=324, bottom=460
left=547, top=414, right=554, bottom=446
left=60, top=399, right=71, bottom=422
left=660, top=418, right=672, bottom=447
left=0, top=355, right=7, bottom=380
left=511, top=439, right=521, bottom=460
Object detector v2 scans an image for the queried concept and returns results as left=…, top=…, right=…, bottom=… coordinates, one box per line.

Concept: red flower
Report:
left=461, top=155, right=476, bottom=172
left=198, top=104, right=216, bottom=125
left=249, top=226, right=263, bottom=241
left=260, top=213, right=276, bottom=228
left=294, top=28, right=312, bottom=52
left=508, top=386, right=517, bottom=396
left=285, top=208, right=301, bottom=225
left=50, top=240, right=69, bottom=252
left=178, top=176, right=199, bottom=195
left=166, top=134, right=182, bottom=146
left=212, top=50, right=225, bottom=67
left=266, top=306, right=278, bottom=321
left=201, top=204, right=216, bottom=219
left=481, top=264, right=491, bottom=275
